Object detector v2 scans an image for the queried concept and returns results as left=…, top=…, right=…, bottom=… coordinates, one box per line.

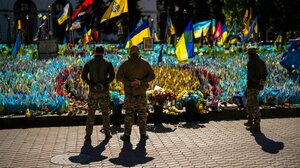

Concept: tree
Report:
left=157, top=0, right=225, bottom=38
left=222, top=0, right=300, bottom=43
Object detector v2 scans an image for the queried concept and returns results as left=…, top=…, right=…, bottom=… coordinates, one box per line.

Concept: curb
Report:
left=1, top=108, right=299, bottom=129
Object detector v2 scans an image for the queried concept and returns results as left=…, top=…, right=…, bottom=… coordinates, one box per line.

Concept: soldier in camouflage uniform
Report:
left=81, top=46, right=115, bottom=141
left=245, top=47, right=268, bottom=132
left=116, top=45, right=155, bottom=142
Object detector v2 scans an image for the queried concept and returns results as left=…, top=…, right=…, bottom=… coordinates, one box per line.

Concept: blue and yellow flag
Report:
left=193, top=20, right=211, bottom=39
left=12, top=31, right=21, bottom=55
left=211, top=19, right=216, bottom=35
left=274, top=32, right=282, bottom=43
left=229, top=36, right=237, bottom=44
left=17, top=20, right=22, bottom=30
left=176, top=20, right=194, bottom=62
left=57, top=3, right=70, bottom=25
left=167, top=17, right=176, bottom=44
left=217, top=25, right=227, bottom=45
left=152, top=26, right=159, bottom=42
left=79, top=26, right=92, bottom=48
left=243, top=0, right=253, bottom=25
left=168, top=17, right=176, bottom=35
left=244, top=16, right=257, bottom=42
left=227, top=22, right=237, bottom=44
left=243, top=0, right=253, bottom=37
left=66, top=20, right=81, bottom=31
left=135, top=18, right=144, bottom=30
left=101, top=0, right=128, bottom=23
left=125, top=20, right=151, bottom=48
left=274, top=32, right=282, bottom=48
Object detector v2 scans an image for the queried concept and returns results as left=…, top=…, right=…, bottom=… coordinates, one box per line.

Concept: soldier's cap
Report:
left=248, top=47, right=257, bottom=54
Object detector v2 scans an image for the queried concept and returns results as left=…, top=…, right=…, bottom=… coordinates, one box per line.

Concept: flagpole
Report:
left=255, top=24, right=258, bottom=44
left=18, top=19, right=22, bottom=44
left=164, top=0, right=171, bottom=45
left=6, top=15, right=11, bottom=47
left=48, top=5, right=52, bottom=40
left=126, top=0, right=130, bottom=47
left=68, top=3, right=72, bottom=43
left=164, top=15, right=169, bottom=45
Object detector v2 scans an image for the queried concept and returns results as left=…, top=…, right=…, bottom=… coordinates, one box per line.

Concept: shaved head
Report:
left=129, top=45, right=140, bottom=60
left=130, top=45, right=139, bottom=53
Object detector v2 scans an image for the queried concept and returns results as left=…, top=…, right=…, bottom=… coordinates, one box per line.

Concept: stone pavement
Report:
left=0, top=118, right=299, bottom=168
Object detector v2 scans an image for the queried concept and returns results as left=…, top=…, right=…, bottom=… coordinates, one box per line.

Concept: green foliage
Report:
left=221, top=0, right=246, bottom=28
left=222, top=0, right=300, bottom=42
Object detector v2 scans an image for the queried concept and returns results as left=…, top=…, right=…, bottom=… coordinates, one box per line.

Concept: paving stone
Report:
left=0, top=118, right=300, bottom=167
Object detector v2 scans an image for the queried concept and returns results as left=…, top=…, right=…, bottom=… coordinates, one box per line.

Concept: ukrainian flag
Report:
left=57, top=3, right=70, bottom=25
left=244, top=16, right=257, bottom=42
left=243, top=0, right=253, bottom=25
left=168, top=17, right=176, bottom=35
left=193, top=20, right=211, bottom=39
left=274, top=32, right=282, bottom=43
left=228, top=22, right=237, bottom=44
left=79, top=26, right=92, bottom=48
left=211, top=19, right=216, bottom=35
left=274, top=32, right=282, bottom=48
left=229, top=36, right=237, bottom=44
left=125, top=20, right=151, bottom=49
left=12, top=31, right=21, bottom=56
left=101, top=0, right=128, bottom=23
left=17, top=20, right=21, bottom=30
left=217, top=25, right=227, bottom=45
left=66, top=20, right=81, bottom=31
left=176, top=20, right=194, bottom=62
left=221, top=25, right=228, bottom=42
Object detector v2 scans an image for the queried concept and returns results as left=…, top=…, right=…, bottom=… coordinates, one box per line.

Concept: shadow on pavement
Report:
left=147, top=124, right=177, bottom=133
left=251, top=131, right=284, bottom=154
left=109, top=141, right=154, bottom=167
left=69, top=139, right=108, bottom=164
left=179, top=121, right=206, bottom=129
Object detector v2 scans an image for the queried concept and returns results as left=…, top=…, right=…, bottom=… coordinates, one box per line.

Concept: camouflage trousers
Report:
left=246, top=88, right=261, bottom=122
left=86, top=91, right=111, bottom=136
left=123, top=94, right=148, bottom=136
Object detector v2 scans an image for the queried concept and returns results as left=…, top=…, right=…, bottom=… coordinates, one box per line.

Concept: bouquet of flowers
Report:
left=177, top=90, right=207, bottom=114
left=147, top=86, right=176, bottom=105
left=147, top=86, right=182, bottom=115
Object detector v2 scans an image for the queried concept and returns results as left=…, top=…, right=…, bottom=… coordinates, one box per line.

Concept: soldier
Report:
left=81, top=46, right=115, bottom=141
left=116, top=45, right=155, bottom=142
left=244, top=47, right=268, bottom=132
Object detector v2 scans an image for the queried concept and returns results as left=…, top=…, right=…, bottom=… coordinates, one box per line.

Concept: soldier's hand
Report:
left=98, top=84, right=104, bottom=90
left=93, top=84, right=104, bottom=91
left=259, top=79, right=265, bottom=86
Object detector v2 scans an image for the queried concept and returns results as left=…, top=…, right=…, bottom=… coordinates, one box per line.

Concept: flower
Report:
left=148, top=86, right=176, bottom=105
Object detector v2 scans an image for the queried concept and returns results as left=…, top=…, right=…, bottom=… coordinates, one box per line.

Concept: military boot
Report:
left=244, top=116, right=253, bottom=127
left=120, top=134, right=130, bottom=142
left=252, top=119, right=261, bottom=132
left=246, top=119, right=261, bottom=132
left=84, top=135, right=91, bottom=141
left=105, top=133, right=112, bottom=140
left=140, top=134, right=149, bottom=141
